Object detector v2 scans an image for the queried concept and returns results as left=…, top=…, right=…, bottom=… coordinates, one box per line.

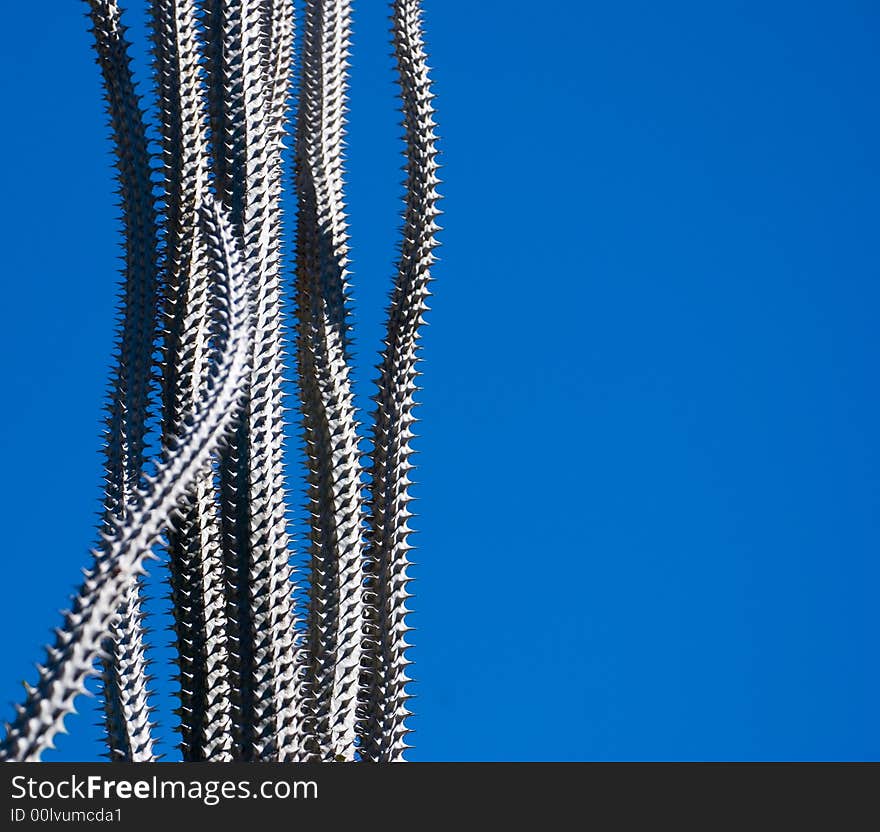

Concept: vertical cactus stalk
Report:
left=295, top=0, right=366, bottom=762
left=86, top=0, right=160, bottom=763
left=361, top=0, right=441, bottom=762
left=203, top=0, right=248, bottom=756
left=204, top=0, right=303, bottom=761
left=151, top=0, right=237, bottom=761
left=242, top=0, right=306, bottom=763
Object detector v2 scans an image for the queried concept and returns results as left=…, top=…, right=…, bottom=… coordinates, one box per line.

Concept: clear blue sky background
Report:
left=0, top=1, right=878, bottom=761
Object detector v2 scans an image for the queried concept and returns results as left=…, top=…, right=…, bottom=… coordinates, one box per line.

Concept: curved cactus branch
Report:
left=360, top=0, right=441, bottom=763
left=0, top=201, right=254, bottom=763
left=85, top=0, right=160, bottom=763
left=295, top=0, right=366, bottom=762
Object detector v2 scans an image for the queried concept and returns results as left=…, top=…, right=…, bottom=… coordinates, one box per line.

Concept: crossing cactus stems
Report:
left=0, top=0, right=440, bottom=763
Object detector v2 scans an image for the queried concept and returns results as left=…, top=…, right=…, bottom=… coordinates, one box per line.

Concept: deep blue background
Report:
left=1, top=1, right=878, bottom=761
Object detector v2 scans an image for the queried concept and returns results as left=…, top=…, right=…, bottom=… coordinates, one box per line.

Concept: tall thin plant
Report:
left=0, top=0, right=439, bottom=764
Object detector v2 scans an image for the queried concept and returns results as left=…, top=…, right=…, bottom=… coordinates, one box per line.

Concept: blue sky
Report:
left=1, top=1, right=879, bottom=761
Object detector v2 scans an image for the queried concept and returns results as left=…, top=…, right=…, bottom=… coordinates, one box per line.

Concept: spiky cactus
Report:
left=360, top=0, right=441, bottom=763
left=86, top=0, right=161, bottom=763
left=295, top=0, right=366, bottom=763
left=0, top=0, right=439, bottom=763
